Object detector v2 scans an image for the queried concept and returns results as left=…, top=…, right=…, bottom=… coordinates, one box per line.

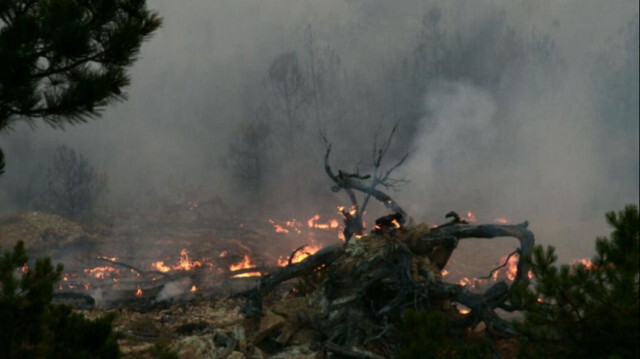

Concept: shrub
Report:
left=42, top=145, right=108, bottom=221
left=514, top=205, right=639, bottom=358
left=0, top=240, right=120, bottom=358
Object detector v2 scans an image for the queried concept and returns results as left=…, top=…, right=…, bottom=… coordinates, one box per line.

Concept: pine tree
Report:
left=0, top=0, right=162, bottom=172
left=0, top=241, right=120, bottom=358
left=514, top=205, right=639, bottom=358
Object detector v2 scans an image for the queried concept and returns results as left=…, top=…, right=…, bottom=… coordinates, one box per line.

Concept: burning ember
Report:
left=135, top=287, right=143, bottom=298
left=190, top=285, right=197, bottom=293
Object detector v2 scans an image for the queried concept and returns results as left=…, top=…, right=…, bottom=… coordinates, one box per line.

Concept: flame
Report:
left=537, top=297, right=545, bottom=303
left=20, top=264, right=29, bottom=274
left=230, top=255, right=261, bottom=278
left=506, top=255, right=518, bottom=281
left=277, top=244, right=323, bottom=267
left=219, top=250, right=228, bottom=258
left=230, top=255, right=256, bottom=271
left=152, top=261, right=172, bottom=273
left=175, top=249, right=202, bottom=271
left=441, top=269, right=449, bottom=277
left=84, top=266, right=120, bottom=279
left=191, top=285, right=197, bottom=293
left=151, top=249, right=202, bottom=273
left=391, top=219, right=401, bottom=228
left=307, top=214, right=340, bottom=229
left=135, top=287, right=143, bottom=297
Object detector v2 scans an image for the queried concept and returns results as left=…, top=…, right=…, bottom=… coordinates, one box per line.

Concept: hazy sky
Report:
left=1, top=0, right=637, bottom=262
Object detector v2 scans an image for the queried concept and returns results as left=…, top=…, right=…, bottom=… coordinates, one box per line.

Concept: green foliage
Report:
left=398, top=309, right=489, bottom=359
left=41, top=145, right=108, bottom=221
left=0, top=0, right=161, bottom=171
left=514, top=205, right=640, bottom=358
left=0, top=240, right=120, bottom=358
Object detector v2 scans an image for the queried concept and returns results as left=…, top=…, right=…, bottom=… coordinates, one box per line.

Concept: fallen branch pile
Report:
left=238, top=217, right=534, bottom=357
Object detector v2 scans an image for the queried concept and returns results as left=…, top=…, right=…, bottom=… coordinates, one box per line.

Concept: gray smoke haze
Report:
left=1, top=0, right=637, bottom=262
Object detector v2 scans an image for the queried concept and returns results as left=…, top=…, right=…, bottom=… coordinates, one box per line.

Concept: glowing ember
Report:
left=494, top=217, right=509, bottom=224
left=20, top=264, right=29, bottom=274
left=573, top=258, right=595, bottom=270
left=459, top=307, right=471, bottom=315
left=506, top=255, right=518, bottom=281
left=84, top=266, right=120, bottom=279
left=269, top=219, right=289, bottom=233
left=537, top=297, right=545, bottom=303
left=190, top=285, right=197, bottom=293
left=277, top=244, right=323, bottom=267
left=307, top=214, right=340, bottom=229
left=465, top=211, right=477, bottom=223
left=441, top=269, right=449, bottom=277
left=152, top=261, right=172, bottom=273
left=135, top=287, right=143, bottom=297
left=219, top=250, right=228, bottom=258
left=391, top=219, right=401, bottom=228
left=97, top=256, right=119, bottom=262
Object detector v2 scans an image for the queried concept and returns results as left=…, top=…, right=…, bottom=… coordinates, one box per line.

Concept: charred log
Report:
left=238, top=217, right=534, bottom=355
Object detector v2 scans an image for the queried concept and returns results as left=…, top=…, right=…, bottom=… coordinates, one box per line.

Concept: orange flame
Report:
left=190, top=285, right=197, bottom=293
left=277, top=244, right=323, bottom=267
left=307, top=214, right=340, bottom=229
left=84, top=266, right=120, bottom=279
left=135, top=287, right=143, bottom=297
left=269, top=219, right=289, bottom=233
left=151, top=249, right=202, bottom=273
left=230, top=255, right=261, bottom=278
left=441, top=269, right=449, bottom=277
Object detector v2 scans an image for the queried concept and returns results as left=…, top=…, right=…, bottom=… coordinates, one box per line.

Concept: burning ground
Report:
left=1, top=195, right=594, bottom=358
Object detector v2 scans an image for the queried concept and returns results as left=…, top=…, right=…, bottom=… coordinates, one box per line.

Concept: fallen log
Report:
left=237, top=218, right=534, bottom=355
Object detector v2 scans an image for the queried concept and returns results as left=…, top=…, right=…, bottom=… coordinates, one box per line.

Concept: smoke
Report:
left=0, top=0, right=637, bottom=263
